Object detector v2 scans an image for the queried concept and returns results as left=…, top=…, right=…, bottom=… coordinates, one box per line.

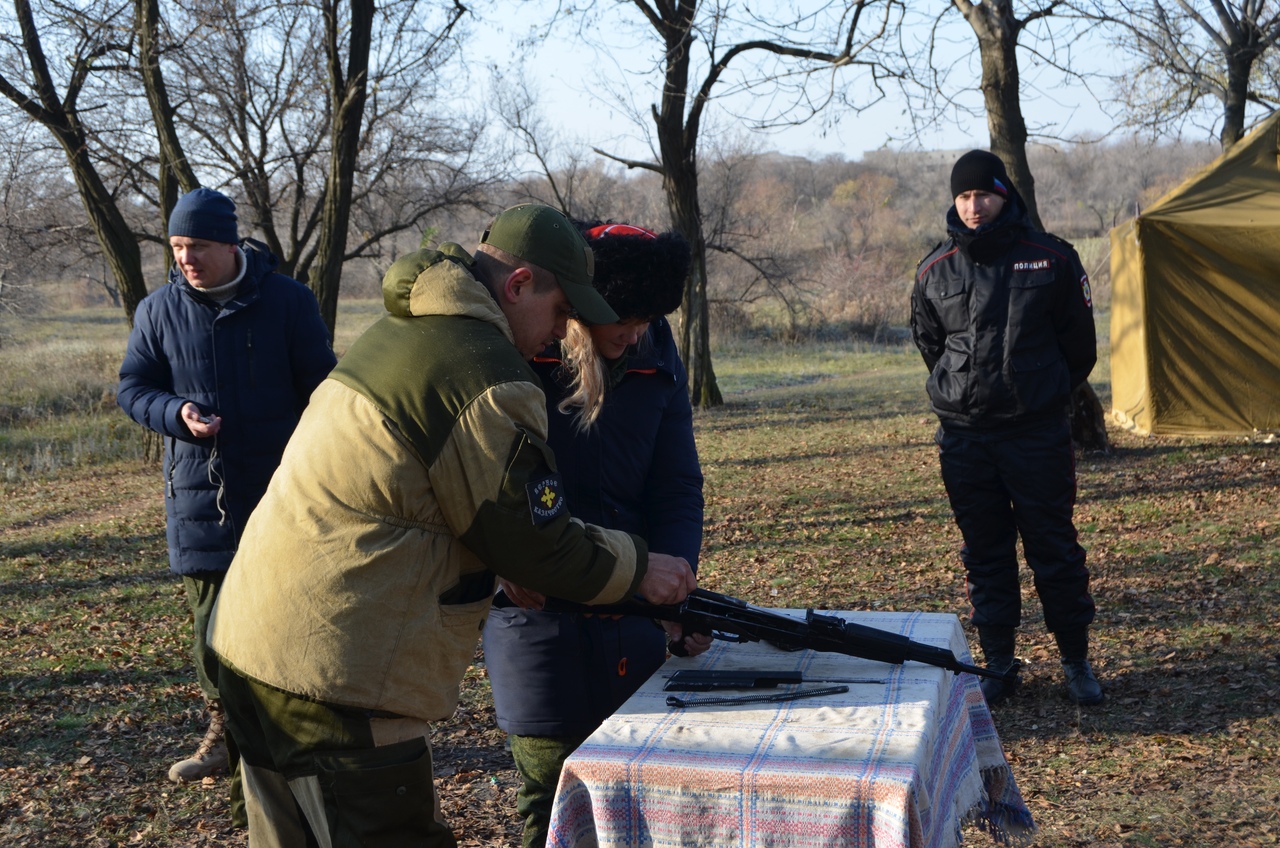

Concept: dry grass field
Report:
left=2, top=302, right=1277, bottom=847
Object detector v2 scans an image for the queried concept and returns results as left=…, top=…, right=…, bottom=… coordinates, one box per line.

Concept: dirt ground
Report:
left=3, top=416, right=1278, bottom=847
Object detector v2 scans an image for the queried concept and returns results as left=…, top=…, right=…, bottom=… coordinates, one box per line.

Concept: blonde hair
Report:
left=556, top=321, right=608, bottom=432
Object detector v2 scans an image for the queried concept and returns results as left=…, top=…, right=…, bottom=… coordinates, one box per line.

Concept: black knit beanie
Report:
left=169, top=188, right=239, bottom=244
left=576, top=222, right=691, bottom=321
left=950, top=150, right=1011, bottom=199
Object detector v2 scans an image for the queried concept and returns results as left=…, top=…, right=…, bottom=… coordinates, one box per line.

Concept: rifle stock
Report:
left=541, top=588, right=1014, bottom=683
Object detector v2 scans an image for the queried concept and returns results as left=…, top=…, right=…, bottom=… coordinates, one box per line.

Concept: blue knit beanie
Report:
left=169, top=188, right=238, bottom=244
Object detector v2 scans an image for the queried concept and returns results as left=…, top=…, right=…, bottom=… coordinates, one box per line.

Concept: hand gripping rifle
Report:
left=542, top=588, right=1015, bottom=683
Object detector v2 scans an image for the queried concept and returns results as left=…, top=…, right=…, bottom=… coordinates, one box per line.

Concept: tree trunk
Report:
left=667, top=167, right=722, bottom=408
left=63, top=146, right=148, bottom=322
left=955, top=0, right=1044, bottom=231
left=1220, top=50, right=1253, bottom=149
left=1070, top=382, right=1111, bottom=453
left=956, top=0, right=1108, bottom=448
left=649, top=0, right=722, bottom=408
left=137, top=0, right=199, bottom=269
left=2, top=0, right=149, bottom=323
left=309, top=0, right=374, bottom=337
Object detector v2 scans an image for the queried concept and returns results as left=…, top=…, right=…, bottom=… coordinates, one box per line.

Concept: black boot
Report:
left=979, top=656, right=1022, bottom=705
left=977, top=627, right=1021, bottom=706
left=1055, top=629, right=1104, bottom=706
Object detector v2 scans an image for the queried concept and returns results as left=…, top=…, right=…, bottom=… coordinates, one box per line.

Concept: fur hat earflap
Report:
left=576, top=221, right=691, bottom=321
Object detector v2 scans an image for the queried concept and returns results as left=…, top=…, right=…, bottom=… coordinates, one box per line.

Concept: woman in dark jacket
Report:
left=484, top=222, right=708, bottom=848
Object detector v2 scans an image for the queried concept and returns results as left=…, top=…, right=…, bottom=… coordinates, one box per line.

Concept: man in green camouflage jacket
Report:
left=209, top=204, right=697, bottom=847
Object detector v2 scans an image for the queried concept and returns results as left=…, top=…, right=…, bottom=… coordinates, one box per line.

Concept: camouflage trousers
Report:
left=509, top=734, right=586, bottom=848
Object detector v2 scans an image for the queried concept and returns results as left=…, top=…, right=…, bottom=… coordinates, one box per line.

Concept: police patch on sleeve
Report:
left=526, top=474, right=566, bottom=525
left=1013, top=259, right=1051, bottom=271
left=1080, top=273, right=1093, bottom=308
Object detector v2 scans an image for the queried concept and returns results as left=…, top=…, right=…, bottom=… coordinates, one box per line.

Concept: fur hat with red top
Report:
left=577, top=221, right=691, bottom=322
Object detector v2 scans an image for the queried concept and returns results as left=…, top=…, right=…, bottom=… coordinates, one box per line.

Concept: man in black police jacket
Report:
left=911, top=149, right=1102, bottom=707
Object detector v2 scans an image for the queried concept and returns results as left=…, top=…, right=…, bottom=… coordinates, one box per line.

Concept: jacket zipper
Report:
left=166, top=437, right=175, bottom=498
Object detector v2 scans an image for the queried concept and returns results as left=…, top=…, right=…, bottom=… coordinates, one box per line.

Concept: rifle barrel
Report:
left=540, top=589, right=1015, bottom=683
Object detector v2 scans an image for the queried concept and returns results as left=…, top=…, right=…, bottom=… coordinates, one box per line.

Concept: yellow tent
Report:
left=1110, top=113, right=1280, bottom=435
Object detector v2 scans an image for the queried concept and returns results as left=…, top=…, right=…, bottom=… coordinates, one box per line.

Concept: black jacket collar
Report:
left=946, top=194, right=1033, bottom=266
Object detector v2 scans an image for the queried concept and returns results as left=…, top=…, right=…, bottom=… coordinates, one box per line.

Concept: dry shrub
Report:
left=1073, top=236, right=1112, bottom=312
left=810, top=249, right=912, bottom=337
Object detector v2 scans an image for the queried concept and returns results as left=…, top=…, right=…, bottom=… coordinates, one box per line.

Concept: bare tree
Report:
left=491, top=76, right=598, bottom=216
left=949, top=0, right=1042, bottom=228
left=893, top=0, right=1110, bottom=229
left=0, top=0, right=149, bottom=318
left=908, top=2, right=1112, bottom=447
left=941, top=0, right=1103, bottom=229
left=307, top=0, right=376, bottom=332
left=1084, top=0, right=1280, bottom=148
left=810, top=168, right=917, bottom=335
left=0, top=105, right=140, bottom=320
left=161, top=0, right=483, bottom=334
left=1027, top=132, right=1216, bottom=234
left=552, top=0, right=906, bottom=407
left=0, top=120, right=61, bottom=316
left=3, top=0, right=487, bottom=333
left=153, top=0, right=328, bottom=268
left=697, top=138, right=816, bottom=339
left=492, top=53, right=833, bottom=361
left=136, top=0, right=198, bottom=240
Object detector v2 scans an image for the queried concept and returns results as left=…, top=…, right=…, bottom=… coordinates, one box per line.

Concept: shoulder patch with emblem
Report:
left=526, top=474, right=567, bottom=525
left=1080, top=273, right=1093, bottom=308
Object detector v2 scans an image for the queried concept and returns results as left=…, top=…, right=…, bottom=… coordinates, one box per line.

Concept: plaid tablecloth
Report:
left=546, top=610, right=1035, bottom=848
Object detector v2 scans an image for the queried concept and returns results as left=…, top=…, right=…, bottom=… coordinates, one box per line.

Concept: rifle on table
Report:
left=542, top=588, right=1014, bottom=683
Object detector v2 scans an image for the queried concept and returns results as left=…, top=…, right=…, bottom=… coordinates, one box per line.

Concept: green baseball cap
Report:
left=481, top=204, right=618, bottom=325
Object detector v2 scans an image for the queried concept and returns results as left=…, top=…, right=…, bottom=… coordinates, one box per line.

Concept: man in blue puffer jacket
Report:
left=117, top=188, right=336, bottom=784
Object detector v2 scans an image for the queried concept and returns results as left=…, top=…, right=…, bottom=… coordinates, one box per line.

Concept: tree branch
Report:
left=591, top=146, right=664, bottom=173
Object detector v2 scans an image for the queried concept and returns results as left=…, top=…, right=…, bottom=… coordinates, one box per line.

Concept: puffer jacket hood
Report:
left=380, top=243, right=514, bottom=343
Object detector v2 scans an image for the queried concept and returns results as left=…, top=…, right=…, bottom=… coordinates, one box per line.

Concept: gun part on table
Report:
left=666, top=685, right=851, bottom=709
left=544, top=588, right=1016, bottom=684
left=662, top=670, right=888, bottom=691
